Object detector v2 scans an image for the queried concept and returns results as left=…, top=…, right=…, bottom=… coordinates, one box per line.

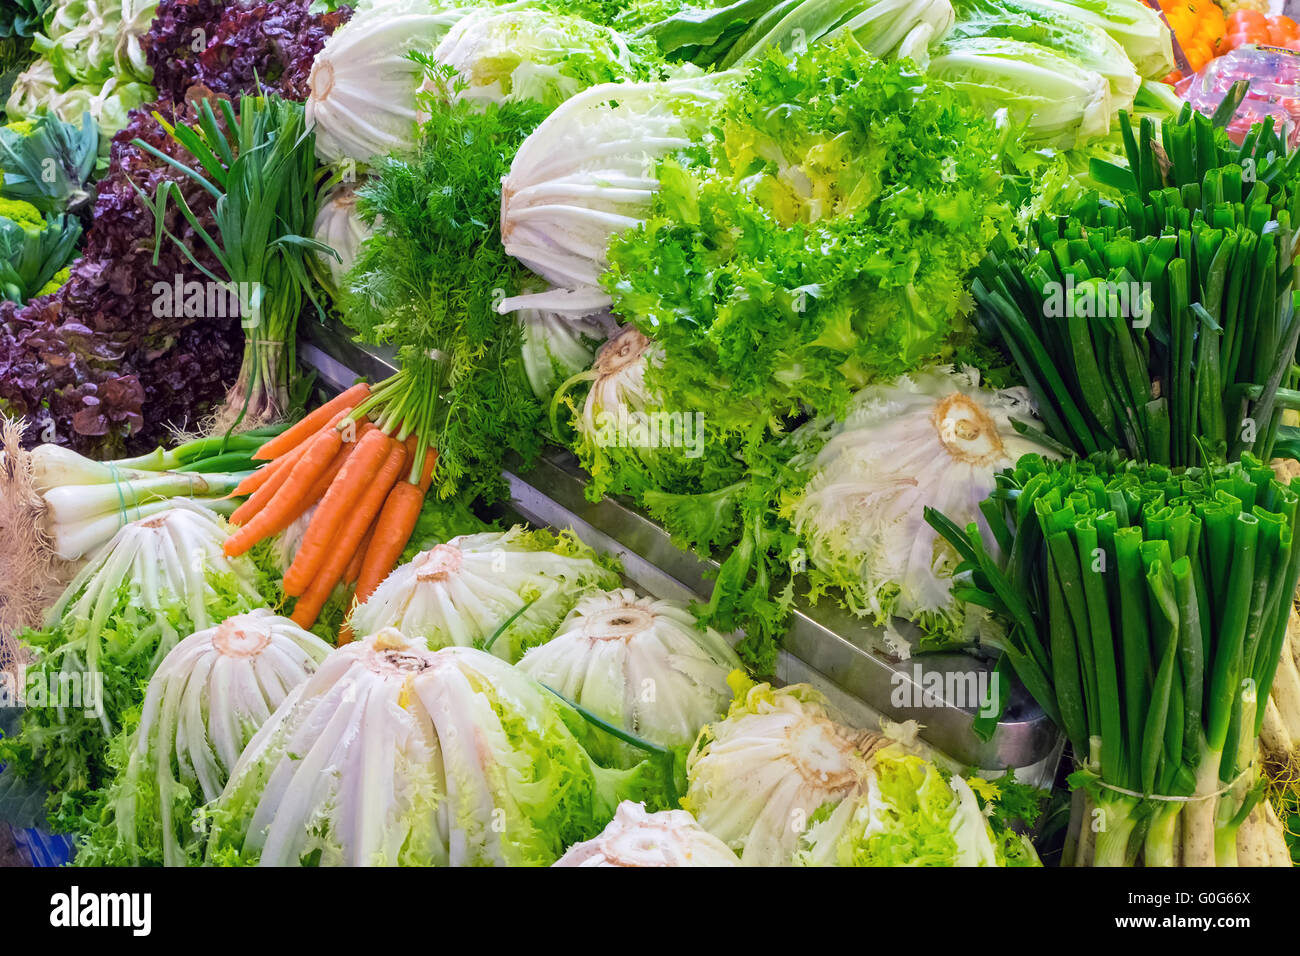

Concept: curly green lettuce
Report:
left=796, top=750, right=1043, bottom=866
left=0, top=505, right=274, bottom=832
left=604, top=41, right=1011, bottom=437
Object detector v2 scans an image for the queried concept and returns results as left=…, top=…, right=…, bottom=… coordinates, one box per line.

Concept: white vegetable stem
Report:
left=110, top=610, right=329, bottom=865
left=519, top=588, right=740, bottom=763
left=498, top=73, right=736, bottom=312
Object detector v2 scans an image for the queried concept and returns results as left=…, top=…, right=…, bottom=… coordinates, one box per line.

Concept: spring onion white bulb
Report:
left=519, top=588, right=739, bottom=766
left=206, top=629, right=663, bottom=866
left=554, top=801, right=740, bottom=866
left=348, top=525, right=621, bottom=661
left=790, top=366, right=1045, bottom=639
left=684, top=679, right=892, bottom=866
left=77, top=610, right=331, bottom=866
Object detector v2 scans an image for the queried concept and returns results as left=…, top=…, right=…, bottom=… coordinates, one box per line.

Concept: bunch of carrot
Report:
left=223, top=380, right=437, bottom=638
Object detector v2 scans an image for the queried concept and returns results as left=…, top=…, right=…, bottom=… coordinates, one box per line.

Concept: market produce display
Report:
left=76, top=610, right=332, bottom=866
left=3, top=0, right=1300, bottom=871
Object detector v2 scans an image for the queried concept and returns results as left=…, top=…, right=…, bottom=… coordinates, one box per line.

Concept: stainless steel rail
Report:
left=300, top=318, right=1064, bottom=777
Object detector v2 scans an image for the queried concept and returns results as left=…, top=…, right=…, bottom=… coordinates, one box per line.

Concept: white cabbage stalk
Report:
left=423, top=8, right=639, bottom=112
left=796, top=748, right=1013, bottom=867
left=518, top=588, right=740, bottom=764
left=498, top=73, right=734, bottom=314
left=1027, top=0, right=1173, bottom=79
left=89, top=610, right=331, bottom=866
left=348, top=525, right=621, bottom=661
left=518, top=303, right=615, bottom=400
left=312, top=181, right=377, bottom=290
left=684, top=680, right=892, bottom=866
left=928, top=37, right=1113, bottom=148
left=42, top=502, right=266, bottom=733
left=305, top=0, right=473, bottom=165
left=554, top=801, right=740, bottom=866
left=207, top=629, right=654, bottom=866
left=791, top=366, right=1046, bottom=633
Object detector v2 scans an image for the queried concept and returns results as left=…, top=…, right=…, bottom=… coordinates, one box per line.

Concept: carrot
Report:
left=231, top=459, right=280, bottom=500
left=279, top=422, right=377, bottom=528
left=338, top=622, right=357, bottom=646
left=354, top=481, right=427, bottom=604
left=344, top=524, right=375, bottom=585
left=230, top=450, right=302, bottom=524
left=284, top=429, right=391, bottom=596
left=291, top=441, right=407, bottom=629
left=415, top=447, right=438, bottom=491
left=252, top=383, right=371, bottom=461
left=230, top=409, right=351, bottom=524
left=224, top=424, right=344, bottom=557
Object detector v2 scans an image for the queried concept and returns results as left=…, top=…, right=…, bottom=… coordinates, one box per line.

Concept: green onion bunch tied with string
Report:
left=926, top=452, right=1300, bottom=865
left=133, top=92, right=333, bottom=435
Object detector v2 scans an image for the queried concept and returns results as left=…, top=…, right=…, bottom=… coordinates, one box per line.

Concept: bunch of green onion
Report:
left=32, top=428, right=282, bottom=560
left=133, top=94, right=334, bottom=434
left=926, top=452, right=1300, bottom=865
left=973, top=89, right=1300, bottom=467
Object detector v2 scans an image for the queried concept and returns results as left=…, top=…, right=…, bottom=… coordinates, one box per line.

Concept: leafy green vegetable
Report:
left=349, top=526, right=622, bottom=661
left=431, top=7, right=666, bottom=111
left=205, top=631, right=670, bottom=866
left=797, top=750, right=1042, bottom=866
left=0, top=197, right=79, bottom=303
left=74, top=611, right=331, bottom=867
left=341, top=85, right=550, bottom=502
left=0, top=110, right=98, bottom=213
left=605, top=42, right=1009, bottom=439
left=0, top=505, right=274, bottom=833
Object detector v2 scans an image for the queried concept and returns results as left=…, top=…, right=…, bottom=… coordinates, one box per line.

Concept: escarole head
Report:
left=684, top=680, right=886, bottom=865
left=554, top=801, right=741, bottom=867
left=518, top=588, right=740, bottom=761
left=931, top=390, right=1007, bottom=467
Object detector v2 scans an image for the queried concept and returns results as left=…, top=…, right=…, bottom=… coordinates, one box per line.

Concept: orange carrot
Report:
left=291, top=441, right=407, bottom=629
left=230, top=449, right=303, bottom=525
left=344, top=524, right=375, bottom=585
left=278, top=423, right=375, bottom=527
left=284, top=429, right=391, bottom=596
left=415, top=447, right=438, bottom=491
left=230, top=409, right=352, bottom=523
left=354, top=481, right=427, bottom=604
left=224, top=425, right=344, bottom=557
left=337, top=622, right=356, bottom=646
left=231, top=459, right=280, bottom=499
left=252, top=383, right=371, bottom=460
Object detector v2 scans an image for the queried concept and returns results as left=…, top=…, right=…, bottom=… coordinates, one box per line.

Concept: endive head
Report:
left=684, top=680, right=885, bottom=865
left=347, top=526, right=621, bottom=661
left=554, top=801, right=740, bottom=867
left=518, top=588, right=739, bottom=760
